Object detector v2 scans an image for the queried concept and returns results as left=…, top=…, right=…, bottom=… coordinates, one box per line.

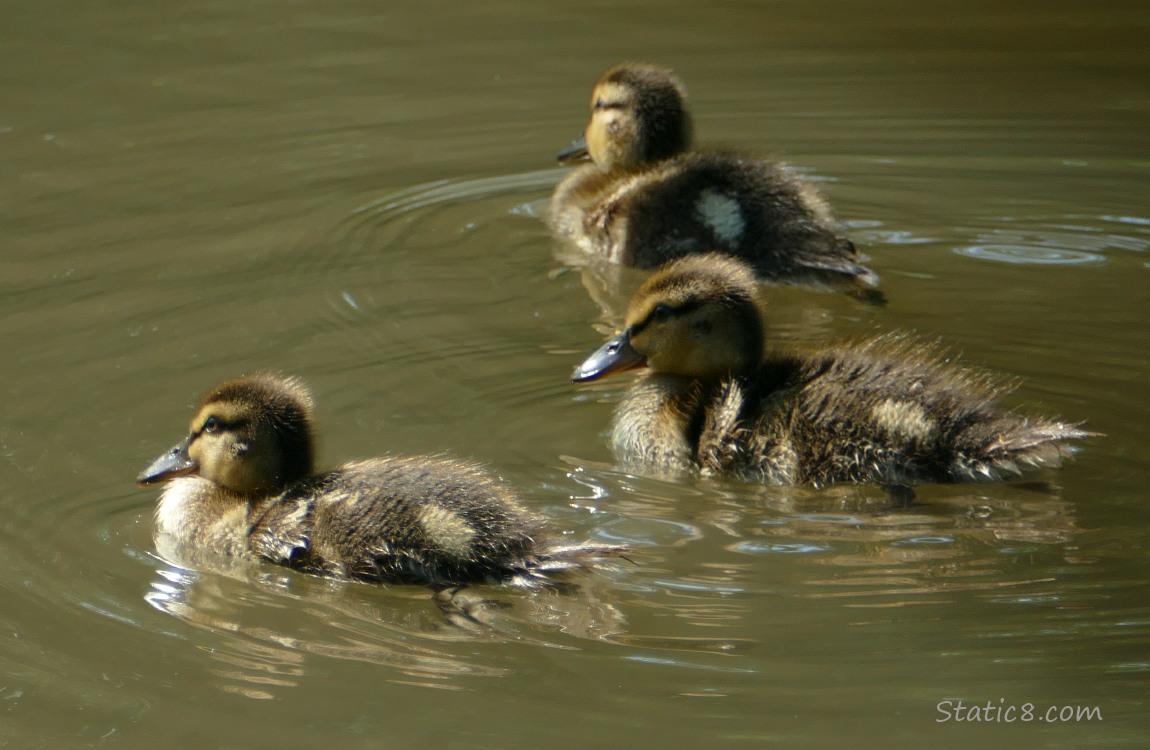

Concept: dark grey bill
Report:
left=571, top=330, right=646, bottom=382
left=137, top=439, right=198, bottom=486
left=556, top=134, right=590, bottom=165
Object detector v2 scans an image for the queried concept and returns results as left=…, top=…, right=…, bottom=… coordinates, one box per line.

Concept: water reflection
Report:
left=143, top=546, right=628, bottom=696
left=565, top=464, right=1085, bottom=615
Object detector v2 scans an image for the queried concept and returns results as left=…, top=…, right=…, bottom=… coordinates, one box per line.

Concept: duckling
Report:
left=571, top=254, right=1094, bottom=488
left=550, top=62, right=880, bottom=298
left=138, top=374, right=622, bottom=587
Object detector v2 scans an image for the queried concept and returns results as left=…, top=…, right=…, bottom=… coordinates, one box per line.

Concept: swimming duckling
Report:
left=572, top=254, right=1093, bottom=488
left=550, top=62, right=880, bottom=298
left=138, top=374, right=621, bottom=587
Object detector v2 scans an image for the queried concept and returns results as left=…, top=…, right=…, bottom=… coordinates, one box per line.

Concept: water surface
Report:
left=2, top=1, right=1148, bottom=747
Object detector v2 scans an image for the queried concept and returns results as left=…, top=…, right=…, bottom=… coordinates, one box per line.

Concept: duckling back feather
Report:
left=726, top=338, right=1093, bottom=486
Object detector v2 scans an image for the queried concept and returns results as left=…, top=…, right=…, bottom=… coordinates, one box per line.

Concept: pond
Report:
left=2, top=1, right=1147, bottom=747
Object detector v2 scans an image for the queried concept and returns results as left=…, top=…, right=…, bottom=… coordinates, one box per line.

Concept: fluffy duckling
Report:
left=572, top=254, right=1093, bottom=488
left=138, top=374, right=621, bottom=587
left=550, top=62, right=880, bottom=298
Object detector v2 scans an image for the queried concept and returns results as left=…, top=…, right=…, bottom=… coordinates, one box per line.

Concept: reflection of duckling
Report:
left=550, top=62, right=880, bottom=298
left=572, top=254, right=1094, bottom=488
left=138, top=374, right=621, bottom=587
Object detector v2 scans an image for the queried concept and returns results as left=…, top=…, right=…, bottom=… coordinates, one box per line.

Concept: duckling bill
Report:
left=572, top=254, right=1096, bottom=487
left=139, top=374, right=622, bottom=587
left=550, top=62, right=881, bottom=299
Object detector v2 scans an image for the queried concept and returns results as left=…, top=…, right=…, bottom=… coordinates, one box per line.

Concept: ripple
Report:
left=306, top=169, right=564, bottom=302
left=284, top=168, right=585, bottom=427
left=955, top=244, right=1106, bottom=265
left=732, top=541, right=832, bottom=555
left=287, top=169, right=571, bottom=388
left=1100, top=214, right=1150, bottom=228
left=954, top=215, right=1150, bottom=265
left=594, top=516, right=703, bottom=547
left=349, top=170, right=564, bottom=220
left=890, top=535, right=957, bottom=547
left=620, top=654, right=758, bottom=674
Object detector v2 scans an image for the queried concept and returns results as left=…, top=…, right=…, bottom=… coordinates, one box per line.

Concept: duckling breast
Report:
left=610, top=374, right=700, bottom=475
left=154, top=476, right=255, bottom=559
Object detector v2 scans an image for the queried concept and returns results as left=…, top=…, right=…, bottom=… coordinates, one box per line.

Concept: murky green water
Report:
left=3, top=1, right=1148, bottom=747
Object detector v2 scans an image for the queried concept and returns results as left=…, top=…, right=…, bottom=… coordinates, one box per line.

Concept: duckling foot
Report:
left=431, top=586, right=511, bottom=631
left=881, top=483, right=918, bottom=506
left=847, top=285, right=888, bottom=307
left=1008, top=480, right=1064, bottom=496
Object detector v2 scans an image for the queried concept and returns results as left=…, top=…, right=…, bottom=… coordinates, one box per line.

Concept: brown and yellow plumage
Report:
left=573, top=255, right=1094, bottom=487
left=139, top=374, right=622, bottom=587
left=550, top=62, right=880, bottom=298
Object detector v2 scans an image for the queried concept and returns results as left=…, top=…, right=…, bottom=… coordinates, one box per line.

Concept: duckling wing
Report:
left=247, top=495, right=316, bottom=569
left=245, top=467, right=446, bottom=581
left=697, top=379, right=749, bottom=474
left=248, top=472, right=362, bottom=576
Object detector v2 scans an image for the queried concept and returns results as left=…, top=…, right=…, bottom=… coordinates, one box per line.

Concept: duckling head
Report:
left=557, top=62, right=693, bottom=172
left=573, top=254, right=764, bottom=382
left=137, top=374, right=315, bottom=497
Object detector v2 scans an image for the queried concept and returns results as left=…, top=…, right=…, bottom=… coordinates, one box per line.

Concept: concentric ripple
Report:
left=954, top=215, right=1150, bottom=265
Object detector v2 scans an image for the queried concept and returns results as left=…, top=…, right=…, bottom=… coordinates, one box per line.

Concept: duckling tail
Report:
left=792, top=239, right=885, bottom=305
left=956, top=420, right=1099, bottom=481
left=533, top=543, right=632, bottom=573
left=502, top=543, right=630, bottom=590
left=986, top=421, right=1096, bottom=455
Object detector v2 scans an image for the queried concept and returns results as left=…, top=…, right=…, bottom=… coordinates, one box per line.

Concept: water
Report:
left=3, top=1, right=1148, bottom=747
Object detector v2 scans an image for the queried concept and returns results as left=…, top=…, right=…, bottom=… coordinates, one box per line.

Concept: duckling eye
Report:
left=593, top=97, right=605, bottom=110
left=202, top=416, right=222, bottom=434
left=650, top=304, right=673, bottom=323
